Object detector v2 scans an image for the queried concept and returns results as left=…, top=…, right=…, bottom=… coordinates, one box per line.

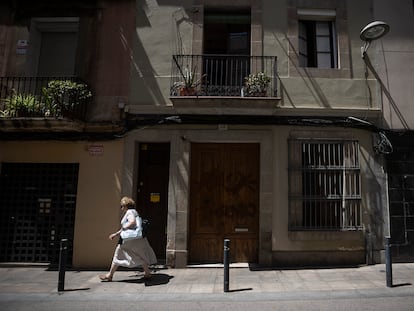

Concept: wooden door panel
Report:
left=190, top=145, right=223, bottom=234
left=189, top=143, right=259, bottom=263
left=189, top=237, right=223, bottom=263
left=232, top=238, right=259, bottom=263
left=223, top=144, right=259, bottom=236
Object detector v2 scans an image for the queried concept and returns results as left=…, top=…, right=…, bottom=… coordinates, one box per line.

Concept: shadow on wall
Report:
left=359, top=149, right=386, bottom=263
left=128, top=0, right=168, bottom=106
left=131, top=0, right=194, bottom=106
left=272, top=32, right=331, bottom=109
left=363, top=51, right=410, bottom=130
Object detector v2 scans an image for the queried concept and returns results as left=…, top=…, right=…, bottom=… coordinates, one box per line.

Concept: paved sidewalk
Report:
left=0, top=263, right=413, bottom=297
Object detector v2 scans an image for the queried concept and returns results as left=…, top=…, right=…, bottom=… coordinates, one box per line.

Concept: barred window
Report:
left=289, top=140, right=362, bottom=230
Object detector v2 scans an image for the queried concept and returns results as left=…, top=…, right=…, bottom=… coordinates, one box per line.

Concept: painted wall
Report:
left=121, top=125, right=387, bottom=267
left=372, top=0, right=414, bottom=130
left=129, top=0, right=384, bottom=115
left=0, top=140, right=125, bottom=268
left=272, top=126, right=386, bottom=265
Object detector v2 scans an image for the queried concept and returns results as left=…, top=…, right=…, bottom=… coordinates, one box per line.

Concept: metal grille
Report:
left=289, top=140, right=362, bottom=230
left=0, top=163, right=79, bottom=265
left=387, top=135, right=414, bottom=260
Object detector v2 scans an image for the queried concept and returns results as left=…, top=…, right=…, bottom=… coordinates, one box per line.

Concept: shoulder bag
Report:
left=120, top=215, right=143, bottom=241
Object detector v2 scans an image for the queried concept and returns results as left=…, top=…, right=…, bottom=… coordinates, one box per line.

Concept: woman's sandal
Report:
left=99, top=274, right=112, bottom=282
left=143, top=274, right=152, bottom=279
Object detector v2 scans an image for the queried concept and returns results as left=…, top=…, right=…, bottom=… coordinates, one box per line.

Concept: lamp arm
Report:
left=361, top=41, right=371, bottom=59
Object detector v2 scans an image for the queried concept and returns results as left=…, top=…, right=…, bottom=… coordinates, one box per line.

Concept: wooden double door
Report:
left=189, top=143, right=260, bottom=263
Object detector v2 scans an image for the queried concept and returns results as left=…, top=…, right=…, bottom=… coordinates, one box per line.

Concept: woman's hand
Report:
left=109, top=229, right=121, bottom=240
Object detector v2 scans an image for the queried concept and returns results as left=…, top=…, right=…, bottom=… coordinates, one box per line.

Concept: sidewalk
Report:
left=0, top=263, right=413, bottom=298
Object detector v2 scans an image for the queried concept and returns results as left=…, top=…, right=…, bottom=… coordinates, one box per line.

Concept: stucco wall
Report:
left=129, top=0, right=385, bottom=115
left=0, top=140, right=124, bottom=268
left=271, top=127, right=385, bottom=263
left=373, top=0, right=414, bottom=130
left=121, top=124, right=387, bottom=267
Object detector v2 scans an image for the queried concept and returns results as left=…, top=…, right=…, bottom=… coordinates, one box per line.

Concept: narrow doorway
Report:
left=136, top=143, right=170, bottom=261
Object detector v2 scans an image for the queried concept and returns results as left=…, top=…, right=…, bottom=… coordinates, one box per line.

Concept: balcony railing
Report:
left=170, top=54, right=277, bottom=97
left=0, top=76, right=91, bottom=120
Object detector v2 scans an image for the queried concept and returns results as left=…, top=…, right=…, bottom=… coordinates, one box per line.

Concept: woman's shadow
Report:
left=118, top=273, right=174, bottom=286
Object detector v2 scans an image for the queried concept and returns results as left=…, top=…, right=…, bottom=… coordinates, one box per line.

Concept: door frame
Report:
left=135, top=142, right=170, bottom=261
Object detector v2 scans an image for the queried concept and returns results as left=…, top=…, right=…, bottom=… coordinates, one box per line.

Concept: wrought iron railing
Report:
left=170, top=54, right=277, bottom=97
left=0, top=76, right=91, bottom=120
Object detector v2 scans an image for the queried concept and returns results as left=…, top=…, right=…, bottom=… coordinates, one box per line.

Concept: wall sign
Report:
left=150, top=193, right=160, bottom=203
left=88, top=145, right=104, bottom=156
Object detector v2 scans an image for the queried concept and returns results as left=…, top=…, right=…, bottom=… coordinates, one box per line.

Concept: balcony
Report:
left=0, top=76, right=91, bottom=121
left=170, top=54, right=278, bottom=99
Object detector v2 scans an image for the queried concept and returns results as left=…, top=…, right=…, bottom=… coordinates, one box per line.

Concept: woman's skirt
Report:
left=112, top=237, right=157, bottom=268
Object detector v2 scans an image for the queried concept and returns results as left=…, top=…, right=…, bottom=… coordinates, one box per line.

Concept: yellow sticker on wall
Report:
left=150, top=193, right=160, bottom=203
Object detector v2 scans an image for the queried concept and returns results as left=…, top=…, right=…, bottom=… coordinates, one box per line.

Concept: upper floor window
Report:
left=287, top=1, right=350, bottom=78
left=299, top=20, right=338, bottom=68
left=28, top=18, right=79, bottom=76
left=298, top=9, right=338, bottom=69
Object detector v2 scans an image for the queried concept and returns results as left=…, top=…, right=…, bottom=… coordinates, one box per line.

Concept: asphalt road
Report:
left=1, top=291, right=414, bottom=311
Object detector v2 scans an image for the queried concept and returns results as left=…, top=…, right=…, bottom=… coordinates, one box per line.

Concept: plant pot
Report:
left=179, top=87, right=197, bottom=96
left=246, top=90, right=267, bottom=97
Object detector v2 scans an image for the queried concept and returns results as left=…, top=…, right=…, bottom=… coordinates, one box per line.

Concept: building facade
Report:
left=0, top=0, right=412, bottom=269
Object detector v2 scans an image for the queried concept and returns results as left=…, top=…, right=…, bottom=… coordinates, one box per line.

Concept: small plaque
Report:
left=150, top=193, right=160, bottom=203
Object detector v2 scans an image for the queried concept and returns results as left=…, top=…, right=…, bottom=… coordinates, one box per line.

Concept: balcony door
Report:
left=203, top=10, right=251, bottom=95
left=28, top=18, right=79, bottom=76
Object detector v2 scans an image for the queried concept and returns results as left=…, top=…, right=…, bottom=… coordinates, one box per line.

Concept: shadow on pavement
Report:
left=227, top=288, right=253, bottom=293
left=117, top=273, right=174, bottom=286
left=391, top=282, right=412, bottom=288
left=60, top=287, right=91, bottom=292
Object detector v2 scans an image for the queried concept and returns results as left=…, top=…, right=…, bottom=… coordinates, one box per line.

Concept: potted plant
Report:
left=243, top=72, right=271, bottom=97
left=2, top=93, right=41, bottom=117
left=42, top=80, right=92, bottom=118
left=173, top=66, right=206, bottom=96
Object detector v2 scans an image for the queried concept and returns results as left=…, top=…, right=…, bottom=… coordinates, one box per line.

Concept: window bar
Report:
left=220, top=58, right=224, bottom=94
left=342, top=143, right=348, bottom=229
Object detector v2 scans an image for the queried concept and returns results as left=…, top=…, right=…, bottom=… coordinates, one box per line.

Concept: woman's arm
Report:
left=108, top=210, right=137, bottom=240
left=108, top=228, right=122, bottom=240
left=122, top=210, right=137, bottom=230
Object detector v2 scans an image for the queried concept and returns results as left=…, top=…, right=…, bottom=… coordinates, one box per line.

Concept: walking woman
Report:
left=99, top=196, right=157, bottom=281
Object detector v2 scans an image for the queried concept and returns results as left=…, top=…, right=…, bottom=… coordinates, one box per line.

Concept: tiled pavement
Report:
left=0, top=263, right=413, bottom=295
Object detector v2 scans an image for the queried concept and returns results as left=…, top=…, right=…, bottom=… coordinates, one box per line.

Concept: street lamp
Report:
left=359, top=20, right=393, bottom=287
left=360, top=21, right=390, bottom=57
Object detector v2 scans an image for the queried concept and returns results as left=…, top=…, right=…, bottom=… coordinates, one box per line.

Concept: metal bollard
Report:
left=224, top=239, right=230, bottom=292
left=58, top=238, right=68, bottom=292
left=385, top=236, right=393, bottom=287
